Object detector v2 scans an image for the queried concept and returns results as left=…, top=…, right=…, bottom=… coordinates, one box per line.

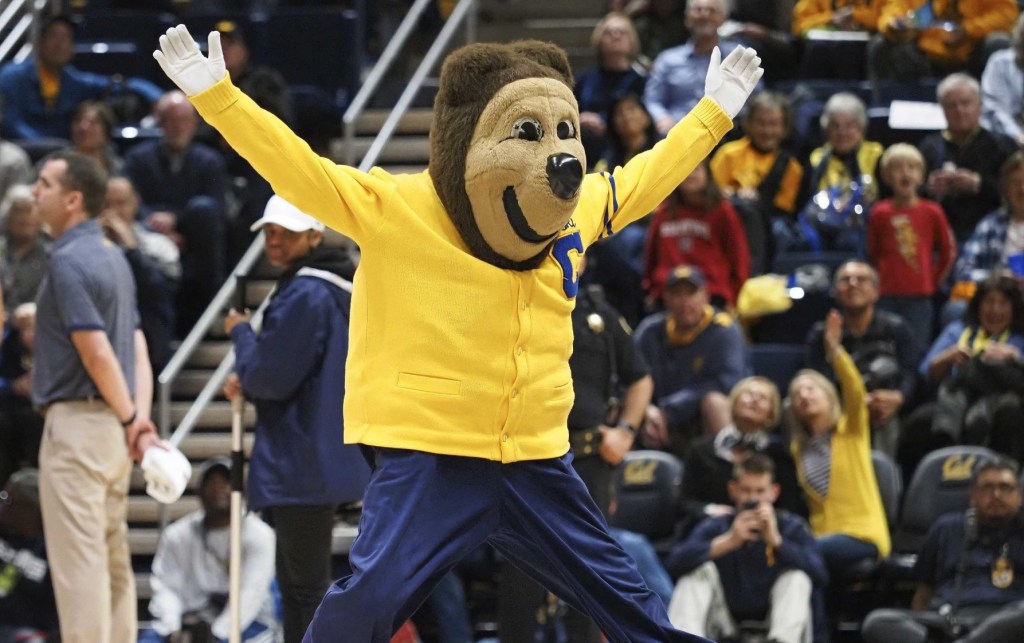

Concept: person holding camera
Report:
left=862, top=456, right=1024, bottom=643
left=665, top=454, right=827, bottom=643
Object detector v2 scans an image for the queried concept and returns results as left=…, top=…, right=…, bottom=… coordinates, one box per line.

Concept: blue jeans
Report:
left=817, top=534, right=878, bottom=582
left=608, top=528, right=674, bottom=607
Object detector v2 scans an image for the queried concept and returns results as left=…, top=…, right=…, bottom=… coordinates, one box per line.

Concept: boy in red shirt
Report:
left=867, top=143, right=956, bottom=340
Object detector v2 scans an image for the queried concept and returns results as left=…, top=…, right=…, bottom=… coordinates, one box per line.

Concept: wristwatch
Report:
left=616, top=421, right=638, bottom=438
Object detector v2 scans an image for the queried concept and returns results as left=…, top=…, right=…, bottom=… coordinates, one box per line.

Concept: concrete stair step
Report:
left=184, top=341, right=233, bottom=369
left=165, top=428, right=256, bottom=460
left=330, top=135, right=431, bottom=165
left=128, top=495, right=200, bottom=524
left=478, top=19, right=597, bottom=49
left=354, top=108, right=433, bottom=136
left=128, top=523, right=358, bottom=558
left=479, top=0, right=607, bottom=21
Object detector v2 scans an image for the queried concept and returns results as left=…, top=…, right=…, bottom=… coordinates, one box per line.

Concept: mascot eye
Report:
left=556, top=120, right=576, bottom=140
left=512, top=118, right=544, bottom=141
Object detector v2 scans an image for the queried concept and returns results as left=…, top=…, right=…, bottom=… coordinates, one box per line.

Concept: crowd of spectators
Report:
left=5, top=0, right=1024, bottom=641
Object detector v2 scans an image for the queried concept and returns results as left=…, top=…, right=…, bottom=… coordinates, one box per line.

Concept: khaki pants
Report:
left=668, top=561, right=812, bottom=643
left=39, top=399, right=136, bottom=643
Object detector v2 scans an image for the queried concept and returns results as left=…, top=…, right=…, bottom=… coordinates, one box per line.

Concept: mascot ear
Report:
left=436, top=42, right=517, bottom=109
left=508, top=41, right=573, bottom=87
left=435, top=40, right=573, bottom=109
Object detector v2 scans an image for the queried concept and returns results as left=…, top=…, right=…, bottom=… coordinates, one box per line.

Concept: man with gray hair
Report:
left=804, top=260, right=922, bottom=456
left=645, top=0, right=742, bottom=134
left=920, top=72, right=1015, bottom=244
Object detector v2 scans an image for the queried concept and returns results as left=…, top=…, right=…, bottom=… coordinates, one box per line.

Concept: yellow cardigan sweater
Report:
left=191, top=78, right=731, bottom=462
left=792, top=348, right=892, bottom=557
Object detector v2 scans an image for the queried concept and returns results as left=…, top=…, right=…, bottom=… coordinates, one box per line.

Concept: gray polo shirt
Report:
left=32, top=219, right=139, bottom=407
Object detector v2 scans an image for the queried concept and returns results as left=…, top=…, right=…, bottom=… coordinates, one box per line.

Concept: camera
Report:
left=741, top=499, right=760, bottom=511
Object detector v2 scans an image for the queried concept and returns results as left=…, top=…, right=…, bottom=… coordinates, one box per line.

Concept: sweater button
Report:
left=501, top=433, right=509, bottom=443
left=511, top=389, right=519, bottom=399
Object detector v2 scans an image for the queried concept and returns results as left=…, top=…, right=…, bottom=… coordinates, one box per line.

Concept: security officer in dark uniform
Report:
left=499, top=259, right=654, bottom=642
left=567, top=281, right=653, bottom=515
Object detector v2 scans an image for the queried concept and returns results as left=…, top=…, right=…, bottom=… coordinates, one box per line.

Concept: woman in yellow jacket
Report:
left=870, top=0, right=1018, bottom=82
left=786, top=309, right=891, bottom=585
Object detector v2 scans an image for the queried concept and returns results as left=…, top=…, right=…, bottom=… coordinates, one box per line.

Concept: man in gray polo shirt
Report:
left=31, top=150, right=159, bottom=643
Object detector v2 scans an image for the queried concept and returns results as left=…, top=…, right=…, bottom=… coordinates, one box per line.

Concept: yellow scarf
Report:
left=666, top=305, right=714, bottom=345
left=958, top=326, right=1011, bottom=356
left=37, top=63, right=60, bottom=111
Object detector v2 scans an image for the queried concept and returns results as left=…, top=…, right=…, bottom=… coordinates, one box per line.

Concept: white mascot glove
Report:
left=704, top=46, right=764, bottom=120
left=153, top=25, right=226, bottom=97
left=141, top=442, right=192, bottom=504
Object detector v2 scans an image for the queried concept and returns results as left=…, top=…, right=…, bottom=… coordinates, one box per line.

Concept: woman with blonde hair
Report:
left=787, top=309, right=891, bottom=583
left=682, top=375, right=805, bottom=527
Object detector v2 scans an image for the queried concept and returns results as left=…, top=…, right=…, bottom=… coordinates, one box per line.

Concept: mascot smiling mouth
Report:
left=503, top=187, right=558, bottom=244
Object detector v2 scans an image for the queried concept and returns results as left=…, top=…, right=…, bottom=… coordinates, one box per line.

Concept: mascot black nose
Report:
left=547, top=153, right=583, bottom=200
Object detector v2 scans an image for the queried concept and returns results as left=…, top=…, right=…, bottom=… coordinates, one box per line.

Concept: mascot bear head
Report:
left=429, top=40, right=585, bottom=271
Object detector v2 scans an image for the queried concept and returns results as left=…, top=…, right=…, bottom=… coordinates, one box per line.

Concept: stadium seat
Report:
left=607, top=450, right=684, bottom=543
left=750, top=343, right=805, bottom=395
left=884, top=446, right=996, bottom=573
left=872, top=450, right=903, bottom=531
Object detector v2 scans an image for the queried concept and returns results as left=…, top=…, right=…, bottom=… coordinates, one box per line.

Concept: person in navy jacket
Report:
left=665, top=454, right=827, bottom=643
left=0, top=15, right=162, bottom=141
left=223, top=195, right=370, bottom=643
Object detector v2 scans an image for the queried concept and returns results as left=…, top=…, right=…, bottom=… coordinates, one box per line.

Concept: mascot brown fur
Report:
left=429, top=40, right=584, bottom=271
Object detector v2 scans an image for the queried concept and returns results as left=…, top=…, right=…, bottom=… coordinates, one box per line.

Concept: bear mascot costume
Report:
left=155, top=25, right=761, bottom=642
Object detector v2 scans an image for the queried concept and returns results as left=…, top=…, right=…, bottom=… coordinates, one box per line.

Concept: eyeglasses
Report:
left=975, top=482, right=1020, bottom=495
left=836, top=274, right=874, bottom=285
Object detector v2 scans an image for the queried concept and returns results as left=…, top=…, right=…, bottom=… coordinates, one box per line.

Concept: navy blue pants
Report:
left=302, top=449, right=705, bottom=642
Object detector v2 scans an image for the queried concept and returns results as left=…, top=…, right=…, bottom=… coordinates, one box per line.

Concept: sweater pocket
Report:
left=397, top=372, right=462, bottom=396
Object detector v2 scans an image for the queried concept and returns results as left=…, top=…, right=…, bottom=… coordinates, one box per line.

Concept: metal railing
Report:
left=341, top=0, right=478, bottom=169
left=156, top=233, right=266, bottom=443
left=0, top=0, right=50, bottom=65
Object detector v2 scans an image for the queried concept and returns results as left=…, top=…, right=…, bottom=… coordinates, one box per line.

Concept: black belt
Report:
left=569, top=427, right=603, bottom=458
left=41, top=396, right=103, bottom=414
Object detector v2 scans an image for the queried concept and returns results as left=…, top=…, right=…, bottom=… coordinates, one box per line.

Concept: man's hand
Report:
left=730, top=508, right=763, bottom=543
left=153, top=25, right=226, bottom=96
left=598, top=424, right=634, bottom=465
left=99, top=213, right=137, bottom=249
left=831, top=6, right=856, bottom=30
left=12, top=374, right=31, bottom=399
left=145, top=211, right=178, bottom=235
left=981, top=342, right=1022, bottom=363
left=755, top=501, right=782, bottom=547
left=223, top=372, right=242, bottom=401
left=867, top=389, right=904, bottom=426
left=643, top=405, right=670, bottom=448
left=579, top=111, right=606, bottom=136
left=704, top=46, right=763, bottom=120
left=224, top=307, right=252, bottom=335
left=125, top=416, right=159, bottom=463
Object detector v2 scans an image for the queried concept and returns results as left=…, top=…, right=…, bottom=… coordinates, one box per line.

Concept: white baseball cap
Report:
left=250, top=195, right=325, bottom=233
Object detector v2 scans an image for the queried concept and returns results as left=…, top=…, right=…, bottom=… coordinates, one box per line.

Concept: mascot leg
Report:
left=302, top=449, right=496, bottom=642
left=488, top=454, right=709, bottom=643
